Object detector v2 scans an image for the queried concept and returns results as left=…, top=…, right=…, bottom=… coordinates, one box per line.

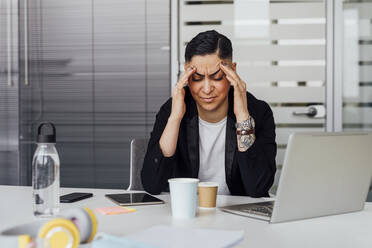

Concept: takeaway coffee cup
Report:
left=198, top=182, right=218, bottom=208
left=168, top=178, right=200, bottom=219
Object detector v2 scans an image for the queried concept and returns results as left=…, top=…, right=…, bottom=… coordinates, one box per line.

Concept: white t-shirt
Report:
left=198, top=116, right=230, bottom=195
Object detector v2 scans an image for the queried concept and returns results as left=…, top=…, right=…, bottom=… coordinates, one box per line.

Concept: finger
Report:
left=178, top=67, right=196, bottom=88
left=183, top=66, right=196, bottom=87
left=220, top=62, right=240, bottom=83
left=186, top=66, right=196, bottom=77
left=221, top=63, right=246, bottom=92
left=180, top=66, right=196, bottom=82
left=225, top=75, right=239, bottom=89
left=219, top=62, right=233, bottom=77
left=228, top=77, right=247, bottom=107
left=238, top=80, right=247, bottom=91
left=225, top=74, right=241, bottom=90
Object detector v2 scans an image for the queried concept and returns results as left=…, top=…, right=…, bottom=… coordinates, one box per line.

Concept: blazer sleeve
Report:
left=236, top=102, right=277, bottom=197
left=141, top=99, right=177, bottom=195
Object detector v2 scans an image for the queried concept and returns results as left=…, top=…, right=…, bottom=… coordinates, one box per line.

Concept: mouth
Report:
left=200, top=96, right=216, bottom=103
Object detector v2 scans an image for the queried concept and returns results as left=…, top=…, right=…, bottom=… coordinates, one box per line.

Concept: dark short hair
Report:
left=184, top=30, right=233, bottom=62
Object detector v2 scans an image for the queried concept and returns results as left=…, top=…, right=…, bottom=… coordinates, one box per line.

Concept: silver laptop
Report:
left=221, top=132, right=372, bottom=223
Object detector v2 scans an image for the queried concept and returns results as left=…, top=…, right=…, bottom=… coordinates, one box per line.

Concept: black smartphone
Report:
left=60, top=192, right=93, bottom=203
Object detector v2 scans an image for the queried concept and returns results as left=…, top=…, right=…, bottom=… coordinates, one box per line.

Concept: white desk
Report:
left=1, top=185, right=372, bottom=248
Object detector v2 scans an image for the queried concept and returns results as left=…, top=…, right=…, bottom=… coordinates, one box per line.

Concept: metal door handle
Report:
left=293, top=107, right=317, bottom=117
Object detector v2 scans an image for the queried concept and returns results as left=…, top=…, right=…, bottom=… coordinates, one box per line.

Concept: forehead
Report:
left=189, top=53, right=221, bottom=74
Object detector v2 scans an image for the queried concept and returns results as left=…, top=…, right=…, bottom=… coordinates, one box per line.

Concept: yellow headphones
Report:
left=0, top=207, right=97, bottom=248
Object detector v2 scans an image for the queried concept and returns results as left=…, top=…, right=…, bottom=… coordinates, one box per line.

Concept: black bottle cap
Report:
left=37, top=122, right=56, bottom=143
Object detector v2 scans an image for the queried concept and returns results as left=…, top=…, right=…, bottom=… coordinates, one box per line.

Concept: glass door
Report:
left=178, top=0, right=328, bottom=193
left=338, top=0, right=372, bottom=200
left=341, top=0, right=372, bottom=133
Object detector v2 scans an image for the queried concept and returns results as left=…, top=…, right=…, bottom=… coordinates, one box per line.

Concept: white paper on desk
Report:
left=125, top=225, right=244, bottom=248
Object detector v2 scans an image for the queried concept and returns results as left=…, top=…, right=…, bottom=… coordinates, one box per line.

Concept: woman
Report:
left=141, top=30, right=276, bottom=197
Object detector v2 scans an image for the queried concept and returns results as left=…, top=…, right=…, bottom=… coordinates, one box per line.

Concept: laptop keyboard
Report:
left=240, top=201, right=274, bottom=217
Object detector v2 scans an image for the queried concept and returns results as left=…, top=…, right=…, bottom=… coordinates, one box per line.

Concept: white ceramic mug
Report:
left=168, top=178, right=200, bottom=219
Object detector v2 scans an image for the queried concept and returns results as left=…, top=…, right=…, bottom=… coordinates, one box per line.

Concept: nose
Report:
left=201, top=78, right=213, bottom=94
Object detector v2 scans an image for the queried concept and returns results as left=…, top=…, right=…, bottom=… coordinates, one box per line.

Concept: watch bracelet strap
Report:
left=235, top=116, right=255, bottom=129
left=236, top=129, right=255, bottom=135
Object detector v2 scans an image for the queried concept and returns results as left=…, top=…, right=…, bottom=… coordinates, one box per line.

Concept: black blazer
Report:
left=141, top=86, right=277, bottom=197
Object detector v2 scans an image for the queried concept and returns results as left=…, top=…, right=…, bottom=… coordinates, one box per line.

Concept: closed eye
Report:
left=192, top=77, right=203, bottom=82
left=212, top=72, right=224, bottom=81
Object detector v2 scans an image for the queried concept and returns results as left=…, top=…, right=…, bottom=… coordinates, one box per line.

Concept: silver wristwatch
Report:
left=235, top=116, right=255, bottom=131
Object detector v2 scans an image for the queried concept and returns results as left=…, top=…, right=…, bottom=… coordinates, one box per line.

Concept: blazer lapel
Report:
left=184, top=87, right=200, bottom=178
left=225, top=86, right=236, bottom=187
left=225, top=115, right=236, bottom=187
left=186, top=115, right=199, bottom=178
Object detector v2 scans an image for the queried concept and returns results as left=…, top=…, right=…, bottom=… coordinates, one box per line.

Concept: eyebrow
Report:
left=194, top=69, right=221, bottom=77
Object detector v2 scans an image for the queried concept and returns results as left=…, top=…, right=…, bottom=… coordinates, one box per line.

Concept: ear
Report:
left=232, top=62, right=237, bottom=72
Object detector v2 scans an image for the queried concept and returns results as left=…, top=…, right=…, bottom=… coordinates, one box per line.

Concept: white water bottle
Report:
left=32, top=122, right=60, bottom=217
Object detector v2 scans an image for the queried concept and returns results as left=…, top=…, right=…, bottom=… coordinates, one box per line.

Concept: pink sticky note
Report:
left=95, top=206, right=136, bottom=215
